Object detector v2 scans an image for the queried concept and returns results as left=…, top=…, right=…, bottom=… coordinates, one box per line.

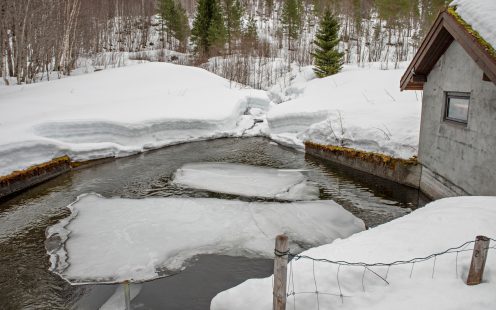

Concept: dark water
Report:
left=0, top=138, right=427, bottom=309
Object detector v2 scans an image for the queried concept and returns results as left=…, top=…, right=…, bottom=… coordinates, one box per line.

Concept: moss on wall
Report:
left=0, top=156, right=71, bottom=187
left=304, top=141, right=418, bottom=170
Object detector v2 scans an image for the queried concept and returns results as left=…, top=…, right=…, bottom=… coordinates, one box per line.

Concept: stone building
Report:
left=401, top=7, right=496, bottom=199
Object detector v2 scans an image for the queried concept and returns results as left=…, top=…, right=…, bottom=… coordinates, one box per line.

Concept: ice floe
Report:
left=46, top=194, right=364, bottom=284
left=171, top=162, right=319, bottom=200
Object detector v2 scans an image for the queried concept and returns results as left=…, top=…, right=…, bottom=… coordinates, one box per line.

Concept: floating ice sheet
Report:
left=46, top=194, right=364, bottom=284
left=172, top=162, right=319, bottom=200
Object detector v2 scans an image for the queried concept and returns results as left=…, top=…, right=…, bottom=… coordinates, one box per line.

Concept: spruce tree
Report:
left=174, top=4, right=190, bottom=52
left=311, top=10, right=343, bottom=78
left=223, top=0, right=243, bottom=54
left=158, top=0, right=190, bottom=51
left=244, top=16, right=258, bottom=41
left=191, top=0, right=227, bottom=56
left=158, top=0, right=176, bottom=47
left=281, top=0, right=303, bottom=50
left=265, top=0, right=274, bottom=15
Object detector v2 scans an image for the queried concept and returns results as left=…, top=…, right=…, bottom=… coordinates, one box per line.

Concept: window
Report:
left=445, top=92, right=470, bottom=124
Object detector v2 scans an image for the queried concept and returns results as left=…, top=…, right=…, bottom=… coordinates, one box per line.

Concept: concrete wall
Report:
left=0, top=159, right=71, bottom=200
left=419, top=41, right=496, bottom=198
left=305, top=144, right=421, bottom=189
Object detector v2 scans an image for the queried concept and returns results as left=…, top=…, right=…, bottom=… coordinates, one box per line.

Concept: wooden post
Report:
left=273, top=234, right=289, bottom=310
left=467, top=235, right=490, bottom=285
left=123, top=280, right=131, bottom=310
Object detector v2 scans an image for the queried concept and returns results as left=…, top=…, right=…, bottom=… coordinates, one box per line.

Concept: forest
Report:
left=0, top=0, right=448, bottom=87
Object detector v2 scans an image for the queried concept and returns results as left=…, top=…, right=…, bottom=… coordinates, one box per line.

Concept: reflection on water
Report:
left=0, top=138, right=426, bottom=309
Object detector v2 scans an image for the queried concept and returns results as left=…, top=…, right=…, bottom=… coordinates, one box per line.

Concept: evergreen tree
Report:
left=244, top=16, right=258, bottom=41
left=281, top=0, right=303, bottom=50
left=223, top=0, right=243, bottom=54
left=376, top=0, right=410, bottom=22
left=174, top=4, right=190, bottom=52
left=265, top=0, right=274, bottom=16
left=311, top=10, right=343, bottom=78
left=191, top=0, right=227, bottom=56
left=158, top=0, right=175, bottom=48
left=243, top=15, right=258, bottom=50
left=158, top=0, right=190, bottom=51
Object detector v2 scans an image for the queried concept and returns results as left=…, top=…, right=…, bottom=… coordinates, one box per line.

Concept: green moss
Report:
left=448, top=7, right=496, bottom=60
left=0, top=156, right=71, bottom=187
left=305, top=141, right=418, bottom=170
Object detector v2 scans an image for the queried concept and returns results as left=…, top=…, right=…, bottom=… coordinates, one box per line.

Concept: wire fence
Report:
left=273, top=236, right=496, bottom=310
left=102, top=236, right=495, bottom=310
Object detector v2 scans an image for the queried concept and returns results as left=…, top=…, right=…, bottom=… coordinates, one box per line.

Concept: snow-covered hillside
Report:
left=212, top=196, right=496, bottom=310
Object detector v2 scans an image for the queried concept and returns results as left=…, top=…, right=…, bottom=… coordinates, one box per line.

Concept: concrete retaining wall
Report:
left=305, top=142, right=421, bottom=189
left=0, top=157, right=72, bottom=200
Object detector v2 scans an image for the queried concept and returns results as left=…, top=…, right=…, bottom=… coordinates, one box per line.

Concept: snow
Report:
left=451, top=0, right=496, bottom=50
left=267, top=64, right=422, bottom=158
left=0, top=60, right=423, bottom=178
left=267, top=66, right=317, bottom=104
left=171, top=162, right=319, bottom=200
left=46, top=194, right=364, bottom=284
left=211, top=196, right=496, bottom=310
left=0, top=62, right=271, bottom=177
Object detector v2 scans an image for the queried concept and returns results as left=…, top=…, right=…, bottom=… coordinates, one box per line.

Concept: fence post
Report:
left=123, top=280, right=131, bottom=310
left=467, top=235, right=490, bottom=285
left=273, top=234, right=288, bottom=310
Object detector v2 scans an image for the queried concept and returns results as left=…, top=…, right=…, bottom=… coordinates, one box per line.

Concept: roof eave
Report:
left=401, top=10, right=496, bottom=91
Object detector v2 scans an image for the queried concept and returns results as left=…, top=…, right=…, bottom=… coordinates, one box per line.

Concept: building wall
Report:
left=419, top=41, right=496, bottom=198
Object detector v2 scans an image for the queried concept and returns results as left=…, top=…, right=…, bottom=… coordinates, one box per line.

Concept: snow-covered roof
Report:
left=450, top=0, right=496, bottom=50
left=401, top=3, right=496, bottom=91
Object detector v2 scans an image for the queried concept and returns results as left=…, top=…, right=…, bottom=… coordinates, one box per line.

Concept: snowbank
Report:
left=46, top=194, right=364, bottom=284
left=0, top=62, right=270, bottom=177
left=267, top=64, right=422, bottom=158
left=451, top=0, right=496, bottom=50
left=267, top=66, right=317, bottom=104
left=212, top=196, right=496, bottom=310
left=172, top=162, right=319, bottom=200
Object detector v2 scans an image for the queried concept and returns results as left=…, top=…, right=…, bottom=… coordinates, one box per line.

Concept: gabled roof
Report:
left=400, top=10, right=496, bottom=91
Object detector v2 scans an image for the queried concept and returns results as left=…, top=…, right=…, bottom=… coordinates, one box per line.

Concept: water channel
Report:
left=0, top=137, right=427, bottom=309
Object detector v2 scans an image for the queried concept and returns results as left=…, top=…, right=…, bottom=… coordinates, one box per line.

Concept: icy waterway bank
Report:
left=0, top=61, right=422, bottom=181
left=46, top=194, right=364, bottom=284
left=0, top=62, right=271, bottom=177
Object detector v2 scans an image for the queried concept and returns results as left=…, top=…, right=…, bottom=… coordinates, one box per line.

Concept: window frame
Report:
left=444, top=91, right=471, bottom=125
